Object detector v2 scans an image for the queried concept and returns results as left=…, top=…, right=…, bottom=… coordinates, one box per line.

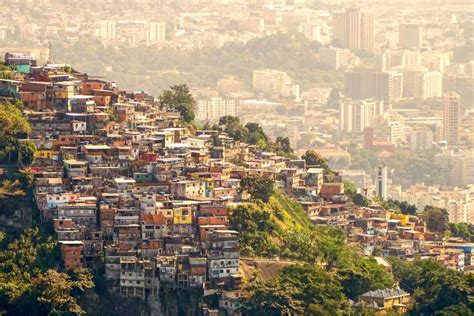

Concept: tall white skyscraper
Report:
left=375, top=164, right=388, bottom=199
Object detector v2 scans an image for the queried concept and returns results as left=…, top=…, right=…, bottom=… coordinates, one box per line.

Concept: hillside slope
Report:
left=229, top=191, right=345, bottom=265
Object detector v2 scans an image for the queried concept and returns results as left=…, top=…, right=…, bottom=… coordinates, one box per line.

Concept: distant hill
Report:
left=53, top=33, right=343, bottom=95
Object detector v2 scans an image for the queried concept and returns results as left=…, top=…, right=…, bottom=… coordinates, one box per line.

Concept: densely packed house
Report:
left=3, top=53, right=473, bottom=314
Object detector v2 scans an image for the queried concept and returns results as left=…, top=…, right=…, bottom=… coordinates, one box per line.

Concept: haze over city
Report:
left=0, top=0, right=473, bottom=315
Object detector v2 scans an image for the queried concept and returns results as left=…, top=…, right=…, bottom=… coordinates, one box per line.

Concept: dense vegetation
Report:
left=421, top=206, right=449, bottom=233
left=372, top=197, right=418, bottom=215
left=53, top=33, right=344, bottom=94
left=234, top=173, right=474, bottom=315
left=389, top=257, right=474, bottom=315
left=0, top=101, right=95, bottom=315
left=230, top=189, right=396, bottom=314
left=0, top=102, right=37, bottom=222
left=0, top=60, right=14, bottom=79
left=241, top=265, right=349, bottom=315
left=159, top=84, right=195, bottom=123
left=0, top=102, right=36, bottom=166
left=240, top=175, right=275, bottom=202
left=344, top=181, right=369, bottom=207
left=0, top=229, right=94, bottom=315
left=448, top=223, right=474, bottom=242
left=217, top=115, right=295, bottom=157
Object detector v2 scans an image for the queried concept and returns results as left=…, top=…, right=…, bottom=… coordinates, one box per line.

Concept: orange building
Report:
left=59, top=240, right=84, bottom=270
left=81, top=80, right=106, bottom=94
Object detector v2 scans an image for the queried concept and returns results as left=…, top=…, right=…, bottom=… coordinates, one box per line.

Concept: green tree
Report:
left=219, top=115, right=240, bottom=126
left=17, top=141, right=36, bottom=167
left=273, top=136, right=295, bottom=158
left=343, top=181, right=368, bottom=207
left=0, top=228, right=57, bottom=305
left=353, top=194, right=369, bottom=207
left=33, top=268, right=94, bottom=315
left=240, top=175, right=275, bottom=202
left=374, top=198, right=418, bottom=215
left=421, top=206, right=448, bottom=233
left=0, top=103, right=32, bottom=164
left=0, top=228, right=94, bottom=314
left=279, top=265, right=347, bottom=311
left=448, top=223, right=474, bottom=242
left=389, top=257, right=474, bottom=315
left=245, top=122, right=269, bottom=147
left=158, top=84, right=195, bottom=123
left=302, top=149, right=329, bottom=169
left=241, top=264, right=351, bottom=315
left=240, top=276, right=304, bottom=315
left=336, top=248, right=394, bottom=300
left=211, top=134, right=222, bottom=147
left=219, top=115, right=248, bottom=142
left=229, top=204, right=279, bottom=256
left=398, top=200, right=417, bottom=215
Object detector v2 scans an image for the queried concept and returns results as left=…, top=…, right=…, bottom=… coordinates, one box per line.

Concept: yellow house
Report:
left=35, top=149, right=57, bottom=159
left=357, top=288, right=411, bottom=314
left=173, top=207, right=193, bottom=225
left=54, top=82, right=76, bottom=99
left=389, top=213, right=415, bottom=228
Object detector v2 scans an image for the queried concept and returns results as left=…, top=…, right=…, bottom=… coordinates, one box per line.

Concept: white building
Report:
left=144, top=21, right=166, bottom=44
left=252, top=69, right=297, bottom=97
left=399, top=184, right=474, bottom=224
left=98, top=20, right=116, bottom=41
left=196, top=97, right=236, bottom=123
left=376, top=121, right=406, bottom=145
left=339, top=98, right=382, bottom=133
left=403, top=69, right=442, bottom=99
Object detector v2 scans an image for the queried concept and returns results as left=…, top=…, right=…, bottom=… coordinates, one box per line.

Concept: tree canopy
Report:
left=302, top=149, right=336, bottom=181
left=0, top=228, right=94, bottom=315
left=240, top=265, right=347, bottom=315
left=343, top=181, right=369, bottom=207
left=421, top=206, right=448, bottom=233
left=217, top=116, right=296, bottom=157
left=241, top=257, right=394, bottom=316
left=158, top=84, right=195, bottom=123
left=389, top=257, right=474, bottom=315
left=302, top=149, right=329, bottom=169
left=448, top=223, right=474, bottom=242
left=0, top=102, right=32, bottom=165
left=240, top=175, right=275, bottom=202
